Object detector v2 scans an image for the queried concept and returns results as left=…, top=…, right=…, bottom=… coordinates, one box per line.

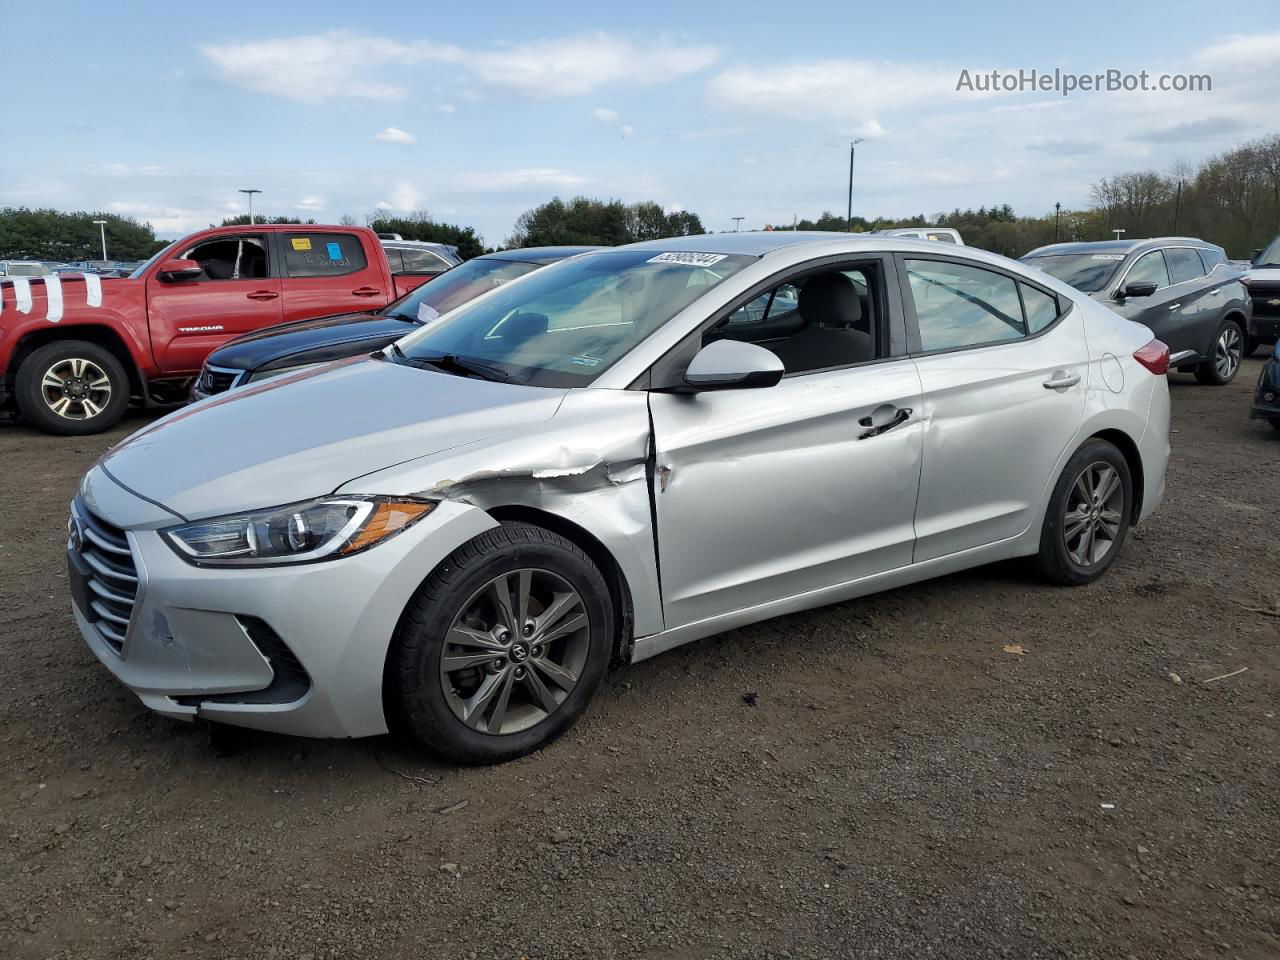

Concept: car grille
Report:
left=68, top=498, right=138, bottom=654
left=196, top=365, right=242, bottom=396
left=1249, top=283, right=1280, bottom=319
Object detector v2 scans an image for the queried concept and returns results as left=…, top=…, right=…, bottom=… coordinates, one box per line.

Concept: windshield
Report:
left=6, top=262, right=49, bottom=276
left=394, top=249, right=755, bottom=387
left=383, top=257, right=544, bottom=322
left=1021, top=252, right=1124, bottom=293
left=129, top=241, right=180, bottom=279
left=1255, top=235, right=1280, bottom=268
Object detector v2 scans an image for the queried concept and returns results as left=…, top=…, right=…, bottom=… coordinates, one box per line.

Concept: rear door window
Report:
left=1166, top=247, right=1206, bottom=285
left=397, top=248, right=452, bottom=274
left=283, top=233, right=368, bottom=278
left=905, top=259, right=1026, bottom=351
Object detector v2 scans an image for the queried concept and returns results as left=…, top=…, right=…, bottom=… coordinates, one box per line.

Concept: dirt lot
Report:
left=1, top=363, right=1277, bottom=960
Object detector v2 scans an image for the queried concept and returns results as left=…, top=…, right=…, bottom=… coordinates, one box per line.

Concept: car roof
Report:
left=1025, top=237, right=1215, bottom=257
left=619, top=231, right=908, bottom=257
left=482, top=246, right=605, bottom=264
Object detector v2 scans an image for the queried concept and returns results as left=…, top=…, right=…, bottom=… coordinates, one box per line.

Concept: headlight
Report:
left=162, top=497, right=436, bottom=567
left=246, top=361, right=327, bottom=384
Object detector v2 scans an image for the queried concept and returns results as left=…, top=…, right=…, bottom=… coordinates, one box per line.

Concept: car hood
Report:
left=101, top=357, right=568, bottom=519
left=207, top=311, right=411, bottom=369
left=1246, top=266, right=1280, bottom=284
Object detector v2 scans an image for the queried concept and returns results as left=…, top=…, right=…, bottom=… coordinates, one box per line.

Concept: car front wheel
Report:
left=387, top=522, right=613, bottom=765
left=15, top=340, right=130, bottom=435
left=1195, top=320, right=1244, bottom=385
left=1036, top=439, right=1133, bottom=586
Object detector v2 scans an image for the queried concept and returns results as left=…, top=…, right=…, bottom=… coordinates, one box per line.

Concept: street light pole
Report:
left=847, top=138, right=865, bottom=232
left=1112, top=228, right=1126, bottom=241
left=239, top=188, right=262, bottom=225
left=91, top=220, right=108, bottom=261
left=1054, top=202, right=1061, bottom=243
left=731, top=217, right=744, bottom=233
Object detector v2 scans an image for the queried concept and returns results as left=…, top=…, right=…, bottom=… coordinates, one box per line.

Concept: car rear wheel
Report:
left=15, top=340, right=130, bottom=435
left=1194, top=320, right=1244, bottom=385
left=1036, top=439, right=1133, bottom=586
left=387, top=522, right=612, bottom=765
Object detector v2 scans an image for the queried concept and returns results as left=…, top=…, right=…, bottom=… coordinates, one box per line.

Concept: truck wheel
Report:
left=1194, top=319, right=1244, bottom=385
left=15, top=340, right=130, bottom=435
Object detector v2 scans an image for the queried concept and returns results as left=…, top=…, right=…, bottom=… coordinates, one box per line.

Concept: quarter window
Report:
left=905, top=259, right=1025, bottom=351
left=1165, top=248, right=1205, bottom=285
left=1021, top=284, right=1060, bottom=334
left=1125, top=250, right=1170, bottom=290
left=283, top=233, right=367, bottom=278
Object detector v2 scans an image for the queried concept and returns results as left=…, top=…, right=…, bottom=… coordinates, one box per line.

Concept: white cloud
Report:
left=436, top=103, right=456, bottom=114
left=294, top=195, right=325, bottom=211
left=453, top=168, right=587, bottom=192
left=201, top=32, right=435, bottom=103
left=593, top=107, right=619, bottom=123
left=620, top=124, right=635, bottom=138
left=1196, top=31, right=1280, bottom=71
left=380, top=180, right=421, bottom=210
left=375, top=201, right=393, bottom=210
left=202, top=30, right=719, bottom=103
left=375, top=126, right=416, bottom=144
left=105, top=201, right=208, bottom=234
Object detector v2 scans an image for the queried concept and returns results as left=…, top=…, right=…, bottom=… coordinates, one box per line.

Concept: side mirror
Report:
left=682, top=339, right=784, bottom=391
left=1119, top=281, right=1157, bottom=300
left=157, top=258, right=203, bottom=282
left=1250, top=248, right=1262, bottom=265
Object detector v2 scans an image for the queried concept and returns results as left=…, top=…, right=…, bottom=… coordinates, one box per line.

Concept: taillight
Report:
left=1133, top=338, right=1170, bottom=376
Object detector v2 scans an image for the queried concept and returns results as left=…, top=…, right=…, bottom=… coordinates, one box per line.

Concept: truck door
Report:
left=276, top=231, right=391, bottom=322
left=146, top=233, right=283, bottom=374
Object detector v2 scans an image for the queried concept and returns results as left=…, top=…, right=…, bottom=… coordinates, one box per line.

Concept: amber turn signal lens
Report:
left=340, top=500, right=435, bottom=555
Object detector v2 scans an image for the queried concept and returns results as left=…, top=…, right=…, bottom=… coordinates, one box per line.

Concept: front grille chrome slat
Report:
left=70, top=497, right=139, bottom=655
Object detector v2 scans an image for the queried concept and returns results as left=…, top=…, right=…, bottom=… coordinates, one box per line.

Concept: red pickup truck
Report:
left=0, top=225, right=436, bottom=435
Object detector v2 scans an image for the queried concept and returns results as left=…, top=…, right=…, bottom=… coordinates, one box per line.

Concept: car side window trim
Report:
left=635, top=252, right=910, bottom=391
left=894, top=252, right=1073, bottom=357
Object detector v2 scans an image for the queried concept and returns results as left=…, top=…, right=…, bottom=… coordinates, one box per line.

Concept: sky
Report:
left=2, top=0, right=1278, bottom=245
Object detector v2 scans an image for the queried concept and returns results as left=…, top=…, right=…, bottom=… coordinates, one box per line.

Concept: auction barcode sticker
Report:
left=1090, top=254, right=1125, bottom=260
left=647, top=252, right=727, bottom=267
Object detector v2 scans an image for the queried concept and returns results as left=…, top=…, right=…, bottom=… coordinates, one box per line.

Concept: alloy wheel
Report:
left=1063, top=461, right=1125, bottom=567
left=439, top=569, right=590, bottom=735
left=1215, top=326, right=1242, bottom=381
left=40, top=357, right=112, bottom=420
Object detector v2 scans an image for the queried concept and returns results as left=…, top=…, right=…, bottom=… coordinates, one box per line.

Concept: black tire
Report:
left=1036, top=439, right=1133, bottom=586
left=387, top=522, right=613, bottom=765
left=14, top=340, right=130, bottom=435
left=1194, top=318, right=1245, bottom=385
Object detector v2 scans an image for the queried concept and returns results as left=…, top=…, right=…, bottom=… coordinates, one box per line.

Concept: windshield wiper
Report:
left=406, top=351, right=512, bottom=382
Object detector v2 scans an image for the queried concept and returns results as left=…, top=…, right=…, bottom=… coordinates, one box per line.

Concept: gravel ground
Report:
left=1, top=363, right=1277, bottom=960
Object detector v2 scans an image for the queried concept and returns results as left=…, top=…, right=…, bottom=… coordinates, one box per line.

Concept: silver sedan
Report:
left=69, top=233, right=1171, bottom=764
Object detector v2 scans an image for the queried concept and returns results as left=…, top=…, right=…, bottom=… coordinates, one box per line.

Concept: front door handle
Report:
left=246, top=290, right=279, bottom=301
left=1043, top=371, right=1080, bottom=390
left=352, top=286, right=382, bottom=297
left=857, top=406, right=912, bottom=440
left=1167, top=302, right=1182, bottom=310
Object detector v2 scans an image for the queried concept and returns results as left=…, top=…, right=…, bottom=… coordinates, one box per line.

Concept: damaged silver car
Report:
left=69, top=233, right=1171, bottom=763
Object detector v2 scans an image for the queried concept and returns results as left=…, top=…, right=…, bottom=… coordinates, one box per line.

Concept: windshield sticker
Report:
left=570, top=355, right=602, bottom=367
left=417, top=302, right=440, bottom=323
left=291, top=237, right=312, bottom=251
left=326, top=241, right=342, bottom=260
left=1090, top=254, right=1125, bottom=260
left=647, top=252, right=727, bottom=267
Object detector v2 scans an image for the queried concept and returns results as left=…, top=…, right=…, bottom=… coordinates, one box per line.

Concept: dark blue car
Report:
left=192, top=246, right=600, bottom=399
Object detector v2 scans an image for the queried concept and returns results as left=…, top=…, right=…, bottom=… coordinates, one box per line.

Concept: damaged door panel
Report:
left=648, top=359, right=924, bottom=629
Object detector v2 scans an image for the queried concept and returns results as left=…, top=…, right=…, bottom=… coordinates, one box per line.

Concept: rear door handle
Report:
left=352, top=286, right=382, bottom=297
left=1167, top=302, right=1181, bottom=310
left=1043, top=371, right=1080, bottom=390
left=246, top=290, right=279, bottom=301
left=857, top=406, right=912, bottom=439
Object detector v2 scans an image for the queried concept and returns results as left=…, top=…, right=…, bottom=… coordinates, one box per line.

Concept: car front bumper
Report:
left=1251, top=356, right=1280, bottom=420
left=69, top=467, right=497, bottom=739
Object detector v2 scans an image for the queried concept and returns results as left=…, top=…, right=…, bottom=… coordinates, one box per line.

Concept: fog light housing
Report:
left=1265, top=392, right=1276, bottom=403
